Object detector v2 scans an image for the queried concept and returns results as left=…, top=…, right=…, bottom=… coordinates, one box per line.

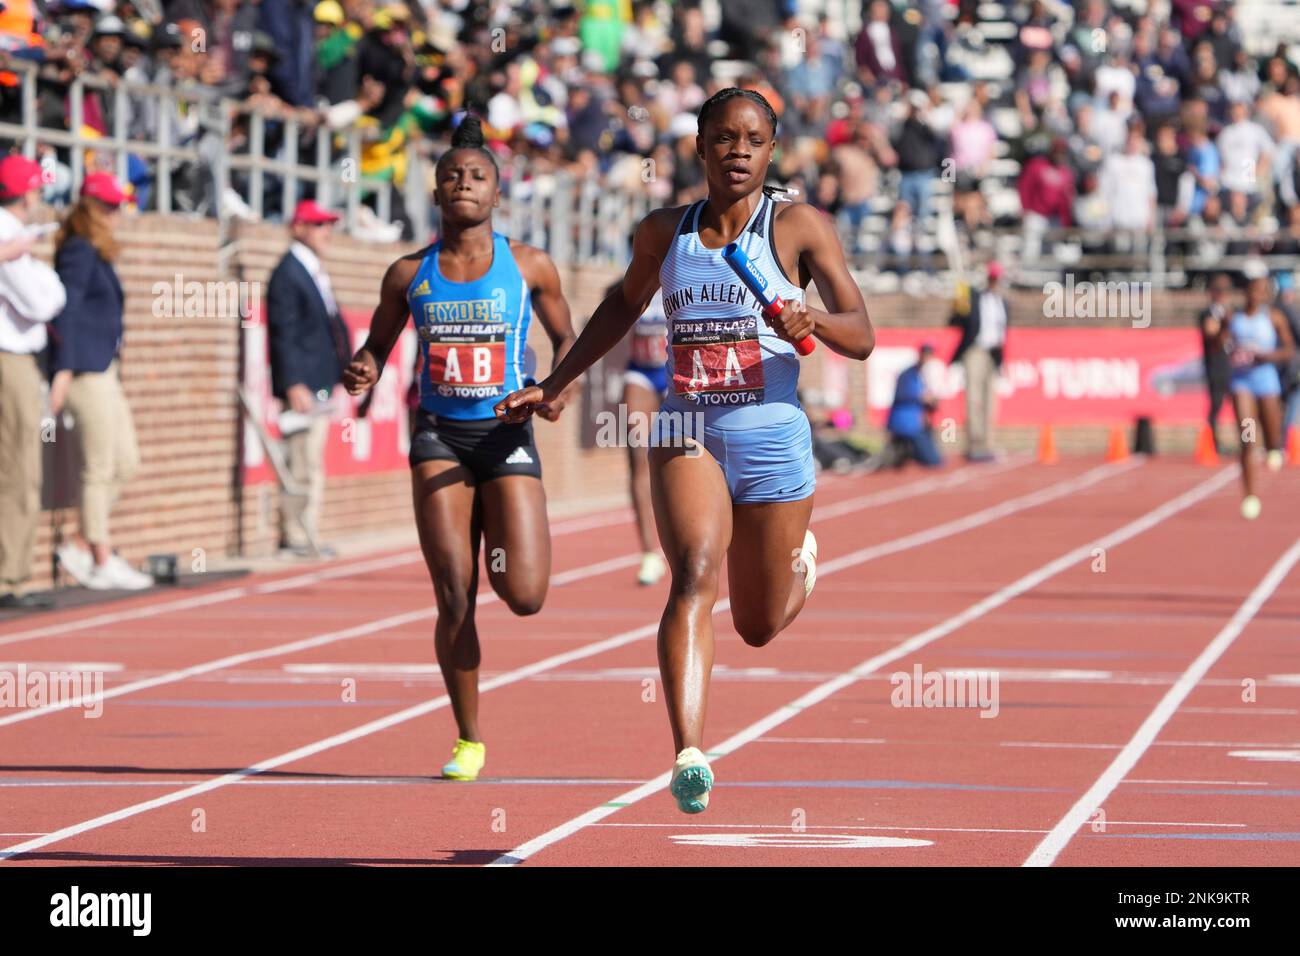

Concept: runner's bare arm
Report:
left=495, top=208, right=678, bottom=420
left=514, top=243, right=579, bottom=420
left=778, top=203, right=874, bottom=360
left=1263, top=307, right=1296, bottom=364
left=344, top=255, right=420, bottom=395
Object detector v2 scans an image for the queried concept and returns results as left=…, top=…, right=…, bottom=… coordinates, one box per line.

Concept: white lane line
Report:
left=0, top=460, right=1126, bottom=861
left=0, top=554, right=639, bottom=731
left=0, top=460, right=1031, bottom=729
left=812, top=456, right=1031, bottom=520
left=488, top=465, right=1234, bottom=867
left=593, top=822, right=1052, bottom=834
left=1024, top=536, right=1300, bottom=867
left=0, top=495, right=689, bottom=649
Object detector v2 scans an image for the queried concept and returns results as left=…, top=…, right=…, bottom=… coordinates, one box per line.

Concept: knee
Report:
left=502, top=589, right=544, bottom=617
left=670, top=549, right=720, bottom=599
left=432, top=576, right=474, bottom=625
left=734, top=617, right=780, bottom=648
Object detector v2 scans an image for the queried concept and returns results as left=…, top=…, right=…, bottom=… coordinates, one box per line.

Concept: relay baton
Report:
left=721, top=242, right=815, bottom=355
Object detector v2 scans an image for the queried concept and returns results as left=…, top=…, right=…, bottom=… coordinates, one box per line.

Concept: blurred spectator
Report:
left=1019, top=137, right=1075, bottom=260
left=48, top=172, right=151, bottom=591
left=0, top=156, right=67, bottom=609
left=1198, top=272, right=1234, bottom=452
left=881, top=342, right=944, bottom=469
left=266, top=199, right=349, bottom=558
left=893, top=90, right=942, bottom=225
left=950, top=260, right=1008, bottom=463
left=1100, top=125, right=1158, bottom=236
left=1217, top=99, right=1273, bottom=207
left=950, top=98, right=996, bottom=233
left=856, top=1, right=907, bottom=87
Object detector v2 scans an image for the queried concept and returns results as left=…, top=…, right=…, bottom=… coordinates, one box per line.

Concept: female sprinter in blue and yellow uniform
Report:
left=498, top=89, right=874, bottom=813
left=344, top=116, right=576, bottom=781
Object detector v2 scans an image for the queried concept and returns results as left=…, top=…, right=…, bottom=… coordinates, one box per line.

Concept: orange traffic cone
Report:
left=1194, top=423, right=1219, bottom=467
left=1037, top=425, right=1059, bottom=464
left=1287, top=426, right=1300, bottom=467
left=1104, top=425, right=1129, bottom=462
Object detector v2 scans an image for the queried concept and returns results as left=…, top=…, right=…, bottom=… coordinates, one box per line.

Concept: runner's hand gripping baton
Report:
left=721, top=242, right=816, bottom=356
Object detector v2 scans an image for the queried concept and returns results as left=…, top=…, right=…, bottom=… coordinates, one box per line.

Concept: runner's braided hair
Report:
left=695, top=87, right=793, bottom=201
left=437, top=113, right=498, bottom=180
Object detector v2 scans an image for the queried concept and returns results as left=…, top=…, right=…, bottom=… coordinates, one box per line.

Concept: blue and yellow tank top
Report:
left=407, top=233, right=532, bottom=420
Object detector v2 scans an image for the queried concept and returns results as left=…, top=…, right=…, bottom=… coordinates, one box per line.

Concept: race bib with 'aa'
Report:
left=671, top=316, right=765, bottom=406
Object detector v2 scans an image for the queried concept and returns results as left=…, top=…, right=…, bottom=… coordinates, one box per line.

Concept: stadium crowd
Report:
left=0, top=0, right=1298, bottom=273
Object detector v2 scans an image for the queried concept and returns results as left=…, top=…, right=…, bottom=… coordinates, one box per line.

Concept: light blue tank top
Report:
left=1229, top=306, right=1278, bottom=355
left=658, top=194, right=805, bottom=429
left=407, top=233, right=532, bottom=420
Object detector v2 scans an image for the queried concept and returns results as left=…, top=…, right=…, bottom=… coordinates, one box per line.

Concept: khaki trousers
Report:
left=281, top=415, right=330, bottom=548
left=963, top=345, right=998, bottom=456
left=65, top=362, right=141, bottom=545
left=0, top=351, right=43, bottom=593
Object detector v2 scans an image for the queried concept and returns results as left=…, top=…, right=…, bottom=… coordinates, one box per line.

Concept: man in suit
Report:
left=950, top=260, right=1009, bottom=462
left=267, top=199, right=349, bottom=557
left=1197, top=272, right=1234, bottom=453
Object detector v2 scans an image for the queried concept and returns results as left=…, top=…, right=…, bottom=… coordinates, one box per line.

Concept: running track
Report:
left=1, top=456, right=1297, bottom=867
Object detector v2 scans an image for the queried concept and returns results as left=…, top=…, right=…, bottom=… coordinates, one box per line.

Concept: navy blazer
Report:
left=949, top=291, right=1009, bottom=370
left=50, top=236, right=124, bottom=375
left=266, top=249, right=352, bottom=401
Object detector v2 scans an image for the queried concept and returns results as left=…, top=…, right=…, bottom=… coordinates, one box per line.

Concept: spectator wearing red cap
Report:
left=0, top=154, right=67, bottom=608
left=949, top=261, right=1010, bottom=462
left=47, top=172, right=152, bottom=591
left=267, top=199, right=348, bottom=557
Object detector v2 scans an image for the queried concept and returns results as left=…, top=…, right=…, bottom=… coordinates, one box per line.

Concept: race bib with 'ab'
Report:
left=671, top=316, right=765, bottom=406
left=419, top=321, right=509, bottom=400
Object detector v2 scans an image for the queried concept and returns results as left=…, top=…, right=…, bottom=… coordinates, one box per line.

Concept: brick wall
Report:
left=22, top=217, right=1217, bottom=589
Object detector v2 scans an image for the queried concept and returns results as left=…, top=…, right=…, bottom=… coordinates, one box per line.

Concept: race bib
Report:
left=671, top=316, right=765, bottom=406
left=630, top=324, right=668, bottom=366
left=419, top=321, right=508, bottom=399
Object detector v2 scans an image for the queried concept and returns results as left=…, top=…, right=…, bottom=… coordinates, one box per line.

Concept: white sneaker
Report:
left=85, top=563, right=118, bottom=591
left=1267, top=450, right=1284, bottom=472
left=1241, top=495, right=1262, bottom=521
left=56, top=544, right=95, bottom=587
left=636, top=552, right=666, bottom=586
left=106, top=554, right=154, bottom=590
left=799, top=529, right=818, bottom=598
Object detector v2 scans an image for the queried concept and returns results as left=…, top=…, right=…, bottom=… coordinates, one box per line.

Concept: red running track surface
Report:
left=0, top=457, right=1297, bottom=867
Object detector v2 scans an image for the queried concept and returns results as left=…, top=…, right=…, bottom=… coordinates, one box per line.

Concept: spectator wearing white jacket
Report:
left=0, top=156, right=69, bottom=608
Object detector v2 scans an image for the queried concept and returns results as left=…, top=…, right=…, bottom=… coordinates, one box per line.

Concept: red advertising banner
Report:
left=868, top=327, right=1214, bottom=426
left=242, top=306, right=418, bottom=485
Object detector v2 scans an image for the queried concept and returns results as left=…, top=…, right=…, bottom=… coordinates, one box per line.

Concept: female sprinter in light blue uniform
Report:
left=621, top=286, right=670, bottom=585
left=1220, top=272, right=1295, bottom=519
left=498, top=88, right=874, bottom=814
left=345, top=116, right=576, bottom=781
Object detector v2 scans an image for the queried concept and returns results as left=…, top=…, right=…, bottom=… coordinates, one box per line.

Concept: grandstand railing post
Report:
left=284, top=114, right=300, bottom=215
left=377, top=179, right=392, bottom=224
left=249, top=110, right=265, bottom=220
left=68, top=79, right=84, bottom=194
left=214, top=102, right=232, bottom=226
left=506, top=155, right=524, bottom=242
left=345, top=126, right=361, bottom=233
left=577, top=178, right=595, bottom=263
left=20, top=68, right=36, bottom=161
left=112, top=83, right=129, bottom=186
left=405, top=143, right=429, bottom=242
left=552, top=172, right=573, bottom=266
left=528, top=171, right=544, bottom=250
left=156, top=92, right=172, bottom=214
left=316, top=122, right=332, bottom=209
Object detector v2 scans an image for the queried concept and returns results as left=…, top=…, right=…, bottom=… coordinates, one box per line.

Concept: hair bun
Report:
left=452, top=114, right=487, bottom=149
